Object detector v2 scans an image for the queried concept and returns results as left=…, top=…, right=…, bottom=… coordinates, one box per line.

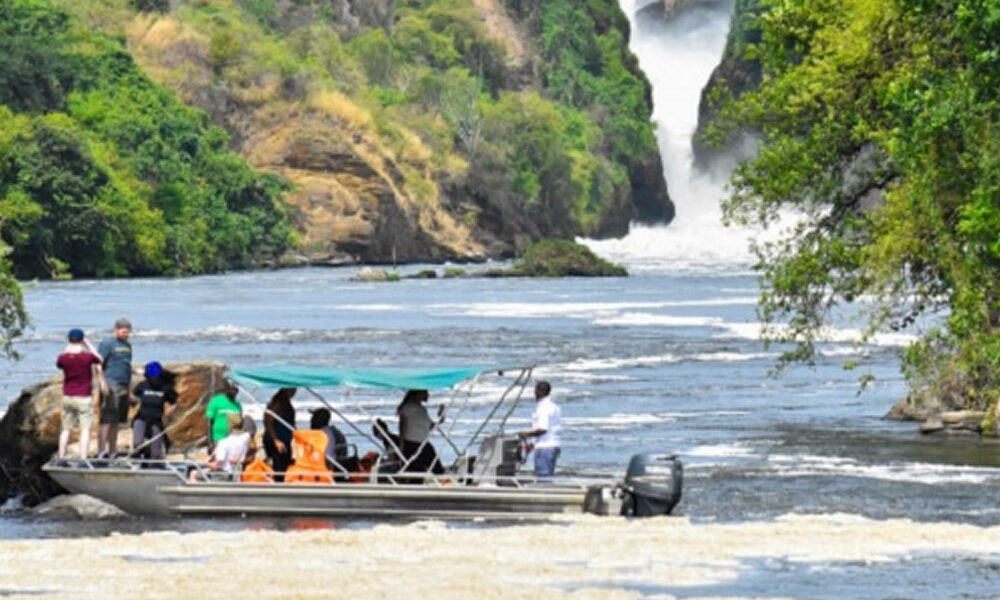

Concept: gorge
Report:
left=584, top=0, right=757, bottom=273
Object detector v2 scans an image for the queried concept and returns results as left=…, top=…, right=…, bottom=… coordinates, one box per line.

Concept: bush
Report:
left=0, top=0, right=291, bottom=278
left=510, top=239, right=626, bottom=277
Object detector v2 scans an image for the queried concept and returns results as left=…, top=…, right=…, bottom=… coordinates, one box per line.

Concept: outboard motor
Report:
left=621, top=453, right=682, bottom=516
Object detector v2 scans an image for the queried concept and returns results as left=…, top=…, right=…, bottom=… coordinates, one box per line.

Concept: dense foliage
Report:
left=505, top=239, right=627, bottom=277
left=0, top=0, right=291, bottom=279
left=707, top=0, right=1000, bottom=406
left=0, top=241, right=27, bottom=358
left=71, top=0, right=662, bottom=243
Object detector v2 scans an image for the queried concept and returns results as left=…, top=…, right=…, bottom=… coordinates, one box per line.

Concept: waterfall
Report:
left=583, top=0, right=759, bottom=274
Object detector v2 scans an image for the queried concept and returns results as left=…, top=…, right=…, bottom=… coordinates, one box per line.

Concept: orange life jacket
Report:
left=350, top=450, right=380, bottom=483
left=241, top=458, right=274, bottom=483
left=285, top=430, right=334, bottom=485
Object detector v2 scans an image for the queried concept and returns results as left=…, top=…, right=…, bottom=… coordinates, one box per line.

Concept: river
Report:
left=3, top=1, right=1000, bottom=598
left=4, top=266, right=1000, bottom=598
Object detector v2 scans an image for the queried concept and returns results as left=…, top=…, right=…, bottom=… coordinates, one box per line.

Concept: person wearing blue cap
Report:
left=130, top=361, right=177, bottom=460
left=56, top=329, right=106, bottom=459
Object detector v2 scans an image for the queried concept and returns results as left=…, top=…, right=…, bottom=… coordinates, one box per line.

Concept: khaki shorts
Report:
left=62, top=395, right=95, bottom=432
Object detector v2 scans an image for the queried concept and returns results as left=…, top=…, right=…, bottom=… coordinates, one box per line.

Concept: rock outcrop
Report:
left=117, top=1, right=671, bottom=266
left=125, top=15, right=484, bottom=266
left=885, top=392, right=995, bottom=437
left=487, top=239, right=628, bottom=277
left=692, top=0, right=763, bottom=174
left=29, top=494, right=127, bottom=520
left=0, top=362, right=227, bottom=507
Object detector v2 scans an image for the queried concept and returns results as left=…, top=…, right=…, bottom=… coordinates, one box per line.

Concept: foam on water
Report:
left=555, top=351, right=777, bottom=373
left=687, top=442, right=758, bottom=459
left=428, top=300, right=751, bottom=320
left=0, top=495, right=25, bottom=514
left=6, top=514, right=1000, bottom=598
left=766, top=454, right=1000, bottom=486
left=564, top=412, right=678, bottom=429
left=719, top=322, right=917, bottom=347
left=592, top=312, right=726, bottom=327
left=588, top=310, right=915, bottom=350
left=556, top=355, right=681, bottom=371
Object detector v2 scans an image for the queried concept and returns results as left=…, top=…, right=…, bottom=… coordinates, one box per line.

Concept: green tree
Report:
left=0, top=0, right=291, bottom=279
left=0, top=241, right=27, bottom=359
left=129, top=0, right=168, bottom=13
left=710, top=0, right=1000, bottom=406
left=0, top=0, right=77, bottom=112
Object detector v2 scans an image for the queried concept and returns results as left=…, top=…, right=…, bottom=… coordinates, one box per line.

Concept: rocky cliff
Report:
left=691, top=0, right=762, bottom=173
left=66, top=0, right=672, bottom=265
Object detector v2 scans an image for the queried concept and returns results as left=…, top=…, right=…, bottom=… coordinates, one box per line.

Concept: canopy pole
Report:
left=460, top=367, right=531, bottom=456
left=302, top=387, right=383, bottom=449
left=445, top=373, right=479, bottom=440
left=496, top=367, right=533, bottom=431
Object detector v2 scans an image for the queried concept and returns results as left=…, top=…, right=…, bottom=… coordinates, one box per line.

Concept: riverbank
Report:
left=3, top=513, right=1000, bottom=599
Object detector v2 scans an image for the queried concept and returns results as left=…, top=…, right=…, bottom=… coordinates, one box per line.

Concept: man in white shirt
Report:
left=518, top=381, right=562, bottom=478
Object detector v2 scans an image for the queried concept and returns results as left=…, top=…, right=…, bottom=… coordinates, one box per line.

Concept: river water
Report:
left=6, top=262, right=1000, bottom=529
left=4, top=2, right=1000, bottom=598
left=4, top=266, right=1000, bottom=599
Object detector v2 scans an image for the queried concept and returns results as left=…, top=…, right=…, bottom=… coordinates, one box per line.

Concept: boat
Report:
left=43, top=365, right=682, bottom=519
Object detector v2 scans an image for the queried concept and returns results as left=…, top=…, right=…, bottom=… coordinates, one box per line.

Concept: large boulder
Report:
left=0, top=361, right=227, bottom=507
left=884, top=395, right=944, bottom=422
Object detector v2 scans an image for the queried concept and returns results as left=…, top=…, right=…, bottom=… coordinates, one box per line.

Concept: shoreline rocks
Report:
left=0, top=362, right=228, bottom=507
left=349, top=240, right=627, bottom=282
left=29, top=494, right=127, bottom=520
left=886, top=394, right=992, bottom=437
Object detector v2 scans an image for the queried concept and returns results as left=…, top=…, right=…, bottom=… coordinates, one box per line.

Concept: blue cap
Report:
left=144, top=361, right=163, bottom=378
left=67, top=328, right=84, bottom=342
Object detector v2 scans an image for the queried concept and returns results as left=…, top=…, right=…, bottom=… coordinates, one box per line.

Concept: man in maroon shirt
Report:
left=56, top=329, right=106, bottom=459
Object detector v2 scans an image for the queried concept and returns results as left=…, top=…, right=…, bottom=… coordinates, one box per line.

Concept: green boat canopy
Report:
left=231, top=365, right=525, bottom=391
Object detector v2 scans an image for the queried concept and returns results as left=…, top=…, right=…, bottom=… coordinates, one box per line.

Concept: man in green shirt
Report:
left=205, top=380, right=242, bottom=450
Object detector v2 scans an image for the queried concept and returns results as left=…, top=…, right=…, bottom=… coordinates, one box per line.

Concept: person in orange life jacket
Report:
left=130, top=361, right=177, bottom=460
left=310, top=408, right=357, bottom=475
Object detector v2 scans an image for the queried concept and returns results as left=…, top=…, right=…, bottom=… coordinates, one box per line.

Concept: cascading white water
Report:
left=583, top=0, right=758, bottom=273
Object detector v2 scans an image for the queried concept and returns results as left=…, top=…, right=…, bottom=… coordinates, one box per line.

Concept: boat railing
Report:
left=45, top=456, right=594, bottom=489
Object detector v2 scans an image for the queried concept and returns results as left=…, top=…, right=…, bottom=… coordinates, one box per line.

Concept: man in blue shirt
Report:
left=97, top=317, right=133, bottom=457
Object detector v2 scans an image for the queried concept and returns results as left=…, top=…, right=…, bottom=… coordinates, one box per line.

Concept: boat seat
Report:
left=285, top=430, right=334, bottom=485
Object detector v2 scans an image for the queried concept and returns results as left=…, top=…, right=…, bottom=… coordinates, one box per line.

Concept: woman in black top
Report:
left=263, top=387, right=296, bottom=481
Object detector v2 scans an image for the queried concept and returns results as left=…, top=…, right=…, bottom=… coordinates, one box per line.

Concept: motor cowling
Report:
left=622, top=453, right=682, bottom=517
left=471, top=434, right=521, bottom=484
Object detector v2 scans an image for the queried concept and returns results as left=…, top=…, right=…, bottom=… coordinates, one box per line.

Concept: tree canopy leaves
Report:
left=709, top=0, right=1000, bottom=405
left=0, top=0, right=291, bottom=279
